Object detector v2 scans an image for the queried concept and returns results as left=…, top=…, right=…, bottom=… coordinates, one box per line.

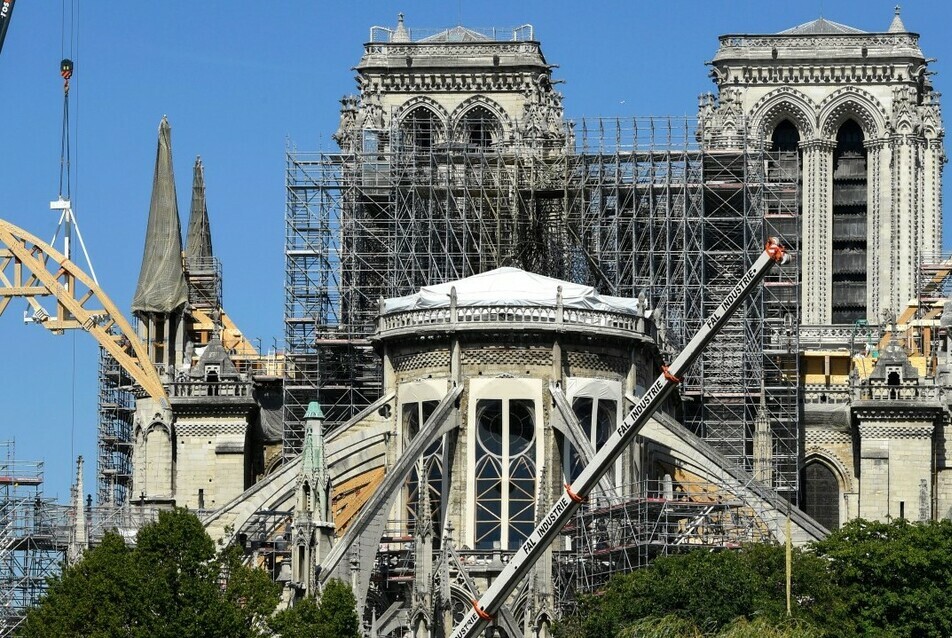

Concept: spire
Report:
left=185, top=156, right=213, bottom=263
left=888, top=5, right=907, bottom=33
left=391, top=12, right=410, bottom=43
left=302, top=402, right=329, bottom=520
left=68, top=456, right=87, bottom=565
left=132, top=116, right=188, bottom=315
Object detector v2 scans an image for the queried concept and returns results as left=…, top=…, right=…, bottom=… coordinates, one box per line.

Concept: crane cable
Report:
left=59, top=0, right=75, bottom=199
left=59, top=0, right=78, bottom=469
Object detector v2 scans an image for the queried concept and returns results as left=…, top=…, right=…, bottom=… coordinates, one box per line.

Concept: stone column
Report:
left=890, top=133, right=922, bottom=316
left=922, top=136, right=944, bottom=261
left=799, top=139, right=835, bottom=324
left=865, top=138, right=889, bottom=321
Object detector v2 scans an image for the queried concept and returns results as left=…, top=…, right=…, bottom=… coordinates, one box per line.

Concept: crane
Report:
left=451, top=238, right=790, bottom=638
left=0, top=0, right=16, bottom=58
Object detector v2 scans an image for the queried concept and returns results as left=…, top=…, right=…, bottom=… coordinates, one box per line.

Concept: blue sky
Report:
left=0, top=1, right=948, bottom=498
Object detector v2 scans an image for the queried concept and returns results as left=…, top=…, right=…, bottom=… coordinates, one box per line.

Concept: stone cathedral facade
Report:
left=700, top=10, right=944, bottom=325
left=697, top=11, right=949, bottom=530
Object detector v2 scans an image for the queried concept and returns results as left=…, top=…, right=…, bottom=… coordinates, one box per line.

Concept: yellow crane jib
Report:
left=0, top=218, right=168, bottom=404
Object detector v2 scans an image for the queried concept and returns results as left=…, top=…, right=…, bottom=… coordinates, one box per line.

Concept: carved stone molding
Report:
left=748, top=87, right=819, bottom=138
left=805, top=428, right=853, bottom=446
left=857, top=421, right=938, bottom=439
left=175, top=422, right=249, bottom=438
left=818, top=86, right=888, bottom=138
left=804, top=447, right=854, bottom=493
left=717, top=33, right=921, bottom=50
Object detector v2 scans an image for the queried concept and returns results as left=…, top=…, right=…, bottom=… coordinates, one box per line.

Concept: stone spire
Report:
left=391, top=12, right=410, bottom=43
left=132, top=116, right=188, bottom=315
left=185, top=156, right=213, bottom=263
left=301, top=401, right=330, bottom=519
left=888, top=5, right=907, bottom=33
left=68, top=456, right=87, bottom=565
left=752, top=384, right=773, bottom=485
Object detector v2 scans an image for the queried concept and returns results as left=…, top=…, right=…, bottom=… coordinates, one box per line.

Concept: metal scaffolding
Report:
left=97, top=345, right=136, bottom=505
left=0, top=442, right=65, bottom=637
left=284, top=116, right=801, bottom=496
left=554, top=478, right=775, bottom=609
left=331, top=478, right=778, bottom=636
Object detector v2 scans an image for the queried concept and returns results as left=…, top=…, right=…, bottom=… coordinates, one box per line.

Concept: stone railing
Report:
left=362, top=41, right=541, bottom=59
left=378, top=304, right=655, bottom=342
left=798, top=324, right=882, bottom=351
left=854, top=384, right=940, bottom=402
left=803, top=384, right=851, bottom=404
left=168, top=381, right=252, bottom=399
left=717, top=33, right=920, bottom=50
left=368, top=24, right=535, bottom=44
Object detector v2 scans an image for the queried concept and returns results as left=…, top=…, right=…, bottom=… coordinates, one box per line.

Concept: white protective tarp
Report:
left=383, top=267, right=646, bottom=315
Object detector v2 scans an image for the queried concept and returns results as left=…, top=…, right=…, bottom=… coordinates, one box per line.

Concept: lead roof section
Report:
left=132, top=116, right=188, bottom=315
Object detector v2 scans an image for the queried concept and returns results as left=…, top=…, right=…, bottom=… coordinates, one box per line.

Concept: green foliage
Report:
left=18, top=531, right=148, bottom=638
left=812, top=518, right=952, bottom=637
left=268, top=579, right=361, bottom=638
left=559, top=518, right=952, bottom=638
left=615, top=615, right=822, bottom=638
left=19, top=508, right=279, bottom=638
left=269, top=596, right=322, bottom=638
left=556, top=544, right=836, bottom=638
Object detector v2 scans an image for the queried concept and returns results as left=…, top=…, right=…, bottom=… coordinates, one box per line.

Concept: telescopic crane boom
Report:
left=0, top=0, right=17, bottom=58
left=451, top=238, right=790, bottom=638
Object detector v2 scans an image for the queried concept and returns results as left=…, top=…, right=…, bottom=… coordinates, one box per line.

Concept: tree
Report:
left=812, top=518, right=952, bottom=637
left=268, top=579, right=361, bottom=638
left=19, top=508, right=279, bottom=638
left=615, top=615, right=822, bottom=638
left=18, top=531, right=148, bottom=638
left=555, top=544, right=840, bottom=638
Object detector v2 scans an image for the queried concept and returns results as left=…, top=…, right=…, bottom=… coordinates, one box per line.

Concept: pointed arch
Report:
left=395, top=95, right=451, bottom=123
left=819, top=87, right=888, bottom=140
left=804, top=448, right=853, bottom=493
left=449, top=96, right=512, bottom=147
left=748, top=87, right=818, bottom=142
left=802, top=451, right=850, bottom=530
left=396, top=96, right=449, bottom=151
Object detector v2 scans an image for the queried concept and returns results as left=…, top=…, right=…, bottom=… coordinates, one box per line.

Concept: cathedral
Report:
left=109, top=8, right=946, bottom=637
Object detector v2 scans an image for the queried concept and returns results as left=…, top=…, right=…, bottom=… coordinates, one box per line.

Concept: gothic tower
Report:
left=699, top=8, right=944, bottom=325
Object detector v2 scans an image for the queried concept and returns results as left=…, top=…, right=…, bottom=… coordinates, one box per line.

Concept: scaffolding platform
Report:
left=284, top=115, right=801, bottom=497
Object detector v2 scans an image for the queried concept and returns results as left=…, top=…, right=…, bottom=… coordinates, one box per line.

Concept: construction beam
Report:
left=548, top=381, right=618, bottom=500
left=0, top=218, right=167, bottom=404
left=318, top=383, right=463, bottom=591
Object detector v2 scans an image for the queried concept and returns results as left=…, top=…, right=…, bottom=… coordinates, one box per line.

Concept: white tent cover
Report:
left=383, top=267, right=646, bottom=315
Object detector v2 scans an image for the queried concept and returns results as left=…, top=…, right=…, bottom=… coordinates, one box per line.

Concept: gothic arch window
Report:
left=771, top=119, right=800, bottom=152
left=767, top=120, right=802, bottom=247
left=564, top=396, right=617, bottom=483
left=803, top=459, right=840, bottom=530
left=457, top=105, right=502, bottom=149
left=474, top=398, right=536, bottom=550
left=403, top=400, right=443, bottom=538
left=400, top=106, right=444, bottom=151
left=831, top=119, right=868, bottom=324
